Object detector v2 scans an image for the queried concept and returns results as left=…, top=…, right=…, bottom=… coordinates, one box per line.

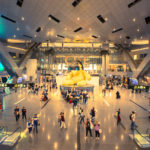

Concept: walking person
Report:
left=85, top=118, right=92, bottom=139
left=27, top=117, right=33, bottom=134
left=60, top=112, right=66, bottom=128
left=58, top=113, right=61, bottom=127
left=130, top=111, right=137, bottom=138
left=117, top=108, right=121, bottom=126
left=22, top=106, right=27, bottom=120
left=94, top=121, right=100, bottom=140
left=14, top=106, right=20, bottom=122
left=79, top=108, right=85, bottom=124
left=33, top=114, right=40, bottom=133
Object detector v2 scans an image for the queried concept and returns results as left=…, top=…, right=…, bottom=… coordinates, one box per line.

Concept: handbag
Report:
left=99, top=129, right=102, bottom=134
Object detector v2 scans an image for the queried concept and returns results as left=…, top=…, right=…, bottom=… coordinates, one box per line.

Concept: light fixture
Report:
left=120, top=36, right=122, bottom=39
left=133, top=18, right=136, bottom=22
left=77, top=17, right=80, bottom=21
left=21, top=16, right=24, bottom=21
left=7, top=39, right=31, bottom=43
left=64, top=27, right=67, bottom=31
left=131, top=47, right=149, bottom=52
left=137, top=28, right=140, bottom=32
left=113, top=28, right=116, bottom=31
left=131, top=40, right=149, bottom=45
left=7, top=46, right=27, bottom=51
left=16, top=27, right=20, bottom=31
left=34, top=34, right=37, bottom=38
left=89, top=28, right=92, bottom=31
left=140, top=36, right=143, bottom=39
left=13, top=35, right=16, bottom=38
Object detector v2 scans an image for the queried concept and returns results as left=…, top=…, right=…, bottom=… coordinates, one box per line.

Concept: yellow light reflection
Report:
left=74, top=143, right=77, bottom=150
left=102, top=135, right=106, bottom=142
left=121, top=134, right=124, bottom=141
left=54, top=142, right=58, bottom=149
left=66, top=133, right=69, bottom=141
left=131, top=47, right=149, bottom=52
left=42, top=127, right=45, bottom=132
left=115, top=145, right=119, bottom=150
left=47, top=134, right=51, bottom=140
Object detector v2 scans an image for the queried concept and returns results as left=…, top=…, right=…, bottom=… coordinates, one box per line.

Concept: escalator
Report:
left=0, top=126, right=21, bottom=148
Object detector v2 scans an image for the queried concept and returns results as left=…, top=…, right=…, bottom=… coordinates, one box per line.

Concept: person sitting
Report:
left=116, top=91, right=121, bottom=99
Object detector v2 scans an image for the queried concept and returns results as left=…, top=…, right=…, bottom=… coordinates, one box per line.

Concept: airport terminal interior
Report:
left=0, top=0, right=150, bottom=150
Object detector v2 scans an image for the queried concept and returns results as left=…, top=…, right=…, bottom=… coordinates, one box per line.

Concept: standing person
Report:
left=22, top=106, right=27, bottom=120
left=33, top=114, right=40, bottom=133
left=117, top=108, right=121, bottom=126
left=60, top=112, right=66, bottom=128
left=79, top=108, right=85, bottom=124
left=85, top=118, right=92, bottom=139
left=94, top=121, right=100, bottom=140
left=90, top=107, right=96, bottom=118
left=27, top=117, right=33, bottom=134
left=14, top=106, right=20, bottom=122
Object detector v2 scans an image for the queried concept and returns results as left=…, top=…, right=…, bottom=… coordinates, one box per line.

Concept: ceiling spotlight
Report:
left=13, top=35, right=16, bottom=38
left=16, top=27, right=20, bottom=31
left=137, top=28, right=140, bottom=32
left=113, top=28, right=116, bottom=31
left=120, top=36, right=122, bottom=39
left=64, top=28, right=67, bottom=31
left=133, top=18, right=136, bottom=22
left=89, top=28, right=92, bottom=31
left=21, top=16, right=24, bottom=21
left=140, top=36, right=143, bottom=39
left=98, top=35, right=101, bottom=38
left=77, top=17, right=80, bottom=21
left=34, top=34, right=37, bottom=38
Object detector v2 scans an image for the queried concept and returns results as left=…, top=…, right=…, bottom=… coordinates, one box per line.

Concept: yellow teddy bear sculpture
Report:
left=62, top=61, right=91, bottom=86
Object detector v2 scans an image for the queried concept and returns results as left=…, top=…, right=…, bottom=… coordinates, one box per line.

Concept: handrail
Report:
left=6, top=127, right=21, bottom=138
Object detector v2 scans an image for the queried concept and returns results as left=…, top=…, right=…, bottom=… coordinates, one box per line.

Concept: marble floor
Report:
left=0, top=85, right=150, bottom=150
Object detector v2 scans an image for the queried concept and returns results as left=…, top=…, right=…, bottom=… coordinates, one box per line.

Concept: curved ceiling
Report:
left=0, top=0, right=150, bottom=44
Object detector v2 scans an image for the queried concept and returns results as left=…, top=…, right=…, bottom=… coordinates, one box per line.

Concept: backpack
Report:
left=129, top=114, right=132, bottom=120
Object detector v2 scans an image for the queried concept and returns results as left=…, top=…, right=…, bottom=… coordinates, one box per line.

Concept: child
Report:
left=94, top=121, right=100, bottom=140
left=27, top=117, right=33, bottom=134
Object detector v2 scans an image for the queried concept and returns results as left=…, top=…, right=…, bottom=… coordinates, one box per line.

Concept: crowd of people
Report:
left=61, top=89, right=89, bottom=105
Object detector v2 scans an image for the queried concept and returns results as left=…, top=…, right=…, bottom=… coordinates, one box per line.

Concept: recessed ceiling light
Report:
left=21, top=16, right=24, bottom=21
left=16, top=27, right=20, bottom=31
left=34, top=34, right=37, bottom=38
left=89, top=28, right=92, bottom=31
left=133, top=18, right=136, bottom=22
left=13, top=35, right=16, bottom=38
left=98, top=35, right=101, bottom=38
left=140, top=36, right=143, bottom=39
left=77, top=17, right=80, bottom=21
left=113, top=28, right=116, bottom=31
left=64, top=28, right=67, bottom=31
left=137, top=28, right=140, bottom=32
left=120, top=36, right=122, bottom=39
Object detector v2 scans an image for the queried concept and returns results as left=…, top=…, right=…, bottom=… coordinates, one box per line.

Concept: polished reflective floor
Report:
left=1, top=85, right=150, bottom=150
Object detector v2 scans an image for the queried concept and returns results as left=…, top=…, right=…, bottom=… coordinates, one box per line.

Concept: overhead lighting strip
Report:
left=7, top=46, right=27, bottom=51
